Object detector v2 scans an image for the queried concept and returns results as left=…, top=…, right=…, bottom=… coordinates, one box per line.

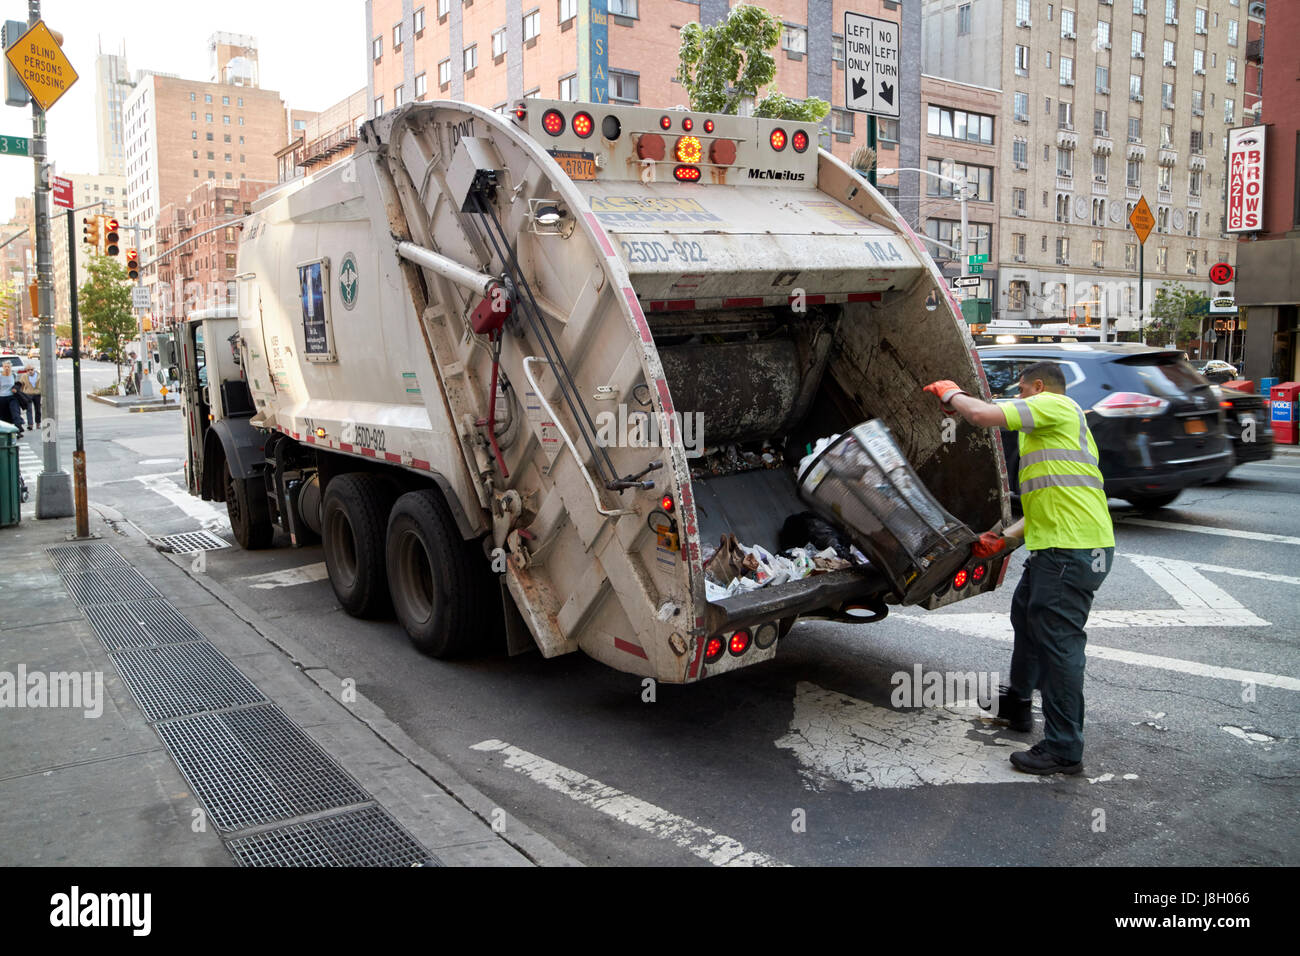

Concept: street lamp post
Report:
left=877, top=166, right=971, bottom=276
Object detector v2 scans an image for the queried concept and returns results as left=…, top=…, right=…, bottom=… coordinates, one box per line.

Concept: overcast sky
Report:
left=0, top=0, right=367, bottom=220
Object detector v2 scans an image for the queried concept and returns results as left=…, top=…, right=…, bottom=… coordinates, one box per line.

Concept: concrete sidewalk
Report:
left=0, top=509, right=577, bottom=867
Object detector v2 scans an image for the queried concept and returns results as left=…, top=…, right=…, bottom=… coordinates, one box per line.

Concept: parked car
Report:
left=1194, top=359, right=1239, bottom=384
left=1215, top=384, right=1275, bottom=466
left=977, top=343, right=1234, bottom=510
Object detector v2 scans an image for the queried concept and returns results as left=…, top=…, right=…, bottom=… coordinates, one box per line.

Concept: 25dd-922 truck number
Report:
left=302, top=418, right=386, bottom=453
left=621, top=240, right=708, bottom=265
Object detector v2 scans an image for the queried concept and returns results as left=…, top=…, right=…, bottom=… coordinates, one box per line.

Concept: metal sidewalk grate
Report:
left=83, top=600, right=206, bottom=651
left=48, top=542, right=131, bottom=574
left=111, top=642, right=265, bottom=721
left=226, top=806, right=439, bottom=867
left=62, top=566, right=160, bottom=606
left=156, top=704, right=369, bottom=833
left=155, top=530, right=230, bottom=554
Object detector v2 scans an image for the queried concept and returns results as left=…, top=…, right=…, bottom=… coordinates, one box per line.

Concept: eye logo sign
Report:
left=339, top=253, right=359, bottom=311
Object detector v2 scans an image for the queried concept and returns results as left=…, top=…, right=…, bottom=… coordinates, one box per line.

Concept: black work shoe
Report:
left=1010, top=743, right=1083, bottom=776
left=980, top=684, right=1033, bottom=732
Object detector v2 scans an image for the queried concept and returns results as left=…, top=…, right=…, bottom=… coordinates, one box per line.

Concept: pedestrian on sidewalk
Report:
left=924, top=361, right=1115, bottom=776
left=19, top=361, right=41, bottom=430
left=1, top=360, right=24, bottom=435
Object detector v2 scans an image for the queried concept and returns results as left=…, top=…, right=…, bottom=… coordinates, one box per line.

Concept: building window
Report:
left=205, top=112, right=213, bottom=122
left=1166, top=0, right=1178, bottom=22
left=1163, top=39, right=1175, bottom=64
left=1227, top=18, right=1238, bottom=45
left=926, top=105, right=995, bottom=144
left=1058, top=149, right=1074, bottom=177
left=1013, top=92, right=1028, bottom=122
left=609, top=70, right=639, bottom=103
left=464, top=44, right=478, bottom=72
left=190, top=92, right=196, bottom=101
left=1095, top=109, right=1109, bottom=134
left=372, top=36, right=382, bottom=60
left=192, top=131, right=198, bottom=139
left=1096, top=66, right=1109, bottom=93
left=1016, top=0, right=1031, bottom=24
left=394, top=86, right=404, bottom=108
left=1012, top=187, right=1026, bottom=213
left=559, top=74, right=577, bottom=101
left=1189, top=170, right=1201, bottom=195
left=1009, top=280, right=1029, bottom=310
left=782, top=24, right=807, bottom=54
left=223, top=115, right=231, bottom=125
left=415, top=6, right=426, bottom=32
left=374, top=95, right=384, bottom=114
left=832, top=108, right=854, bottom=136
left=1128, top=116, right=1141, bottom=142
left=1013, top=139, right=1028, bottom=165
left=1092, top=239, right=1105, bottom=267
left=878, top=118, right=899, bottom=143
left=1056, top=236, right=1070, bottom=263
left=415, top=72, right=427, bottom=99
left=1224, top=97, right=1234, bottom=123
left=438, top=0, right=450, bottom=16
left=1161, top=82, right=1175, bottom=109
left=393, top=24, right=403, bottom=49
left=1225, top=57, right=1237, bottom=84
left=1195, top=7, right=1207, bottom=33
left=926, top=159, right=993, bottom=201
left=1093, top=153, right=1108, bottom=180
left=832, top=34, right=844, bottom=64
left=608, top=0, right=637, bottom=15
left=1193, top=48, right=1205, bottom=73
left=1156, top=246, right=1168, bottom=271
left=559, top=0, right=578, bottom=22
left=1160, top=123, right=1173, bottom=147
left=1059, top=101, right=1074, bottom=129
left=1190, top=129, right=1203, bottom=153
left=958, top=4, right=972, bottom=35
left=1061, top=8, right=1075, bottom=36
left=523, top=9, right=540, bottom=40
left=205, top=93, right=212, bottom=103
left=1132, top=31, right=1144, bottom=57
left=1015, top=45, right=1029, bottom=76
left=438, top=58, right=452, bottom=87
left=492, top=28, right=507, bottom=58
left=1097, top=20, right=1111, bottom=46
left=1130, top=74, right=1142, bottom=100
left=1059, top=56, right=1074, bottom=85
left=1127, top=158, right=1141, bottom=185
left=1125, top=243, right=1138, bottom=269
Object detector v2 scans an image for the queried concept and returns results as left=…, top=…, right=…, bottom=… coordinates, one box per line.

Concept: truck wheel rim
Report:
left=225, top=471, right=241, bottom=525
left=394, top=529, right=434, bottom=625
left=327, top=510, right=358, bottom=586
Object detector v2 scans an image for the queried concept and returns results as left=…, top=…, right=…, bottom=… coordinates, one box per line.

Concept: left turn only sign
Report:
left=5, top=20, right=77, bottom=112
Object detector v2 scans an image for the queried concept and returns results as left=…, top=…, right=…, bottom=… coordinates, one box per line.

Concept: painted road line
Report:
left=242, top=563, right=329, bottom=589
left=1118, top=517, right=1300, bottom=546
left=470, top=739, right=785, bottom=867
left=902, top=612, right=1300, bottom=691
left=135, top=472, right=231, bottom=533
left=1124, top=553, right=1300, bottom=588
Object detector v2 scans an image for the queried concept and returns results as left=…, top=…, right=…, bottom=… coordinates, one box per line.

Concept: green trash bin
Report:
left=0, top=421, right=19, bottom=527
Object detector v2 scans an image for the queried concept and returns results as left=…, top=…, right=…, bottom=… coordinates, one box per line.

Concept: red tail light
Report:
left=674, top=165, right=701, bottom=182
left=660, top=115, right=672, bottom=130
left=972, top=564, right=987, bottom=583
left=728, top=630, right=751, bottom=655
left=703, top=119, right=715, bottom=133
left=770, top=128, right=787, bottom=151
left=675, top=136, right=702, bottom=163
left=513, top=107, right=527, bottom=122
left=542, top=109, right=565, bottom=136
left=572, top=111, right=594, bottom=138
left=791, top=130, right=809, bottom=152
left=953, top=568, right=969, bottom=589
left=682, top=117, right=693, bottom=131
left=660, top=494, right=674, bottom=512
left=1092, top=392, right=1171, bottom=417
left=705, top=637, right=726, bottom=662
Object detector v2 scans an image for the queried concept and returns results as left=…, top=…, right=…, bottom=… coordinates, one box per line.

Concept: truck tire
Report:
left=322, top=474, right=397, bottom=618
left=224, top=459, right=273, bottom=550
left=386, top=489, right=497, bottom=658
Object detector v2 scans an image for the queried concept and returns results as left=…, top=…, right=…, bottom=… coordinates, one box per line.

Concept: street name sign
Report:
left=4, top=20, right=77, bottom=112
left=843, top=13, right=900, bottom=118
left=952, top=275, right=981, bottom=289
left=0, top=133, right=28, bottom=157
left=968, top=253, right=989, bottom=265
left=51, top=174, right=72, bottom=208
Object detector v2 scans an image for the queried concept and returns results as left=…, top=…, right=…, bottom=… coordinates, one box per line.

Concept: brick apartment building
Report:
left=276, top=89, right=369, bottom=183
left=154, top=179, right=276, bottom=328
left=0, top=199, right=33, bottom=347
left=364, top=0, right=926, bottom=228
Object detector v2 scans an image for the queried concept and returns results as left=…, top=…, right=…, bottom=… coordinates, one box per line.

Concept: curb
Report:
left=158, top=544, right=582, bottom=868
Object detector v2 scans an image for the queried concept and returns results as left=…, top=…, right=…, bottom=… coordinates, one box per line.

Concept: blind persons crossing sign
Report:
left=843, top=13, right=900, bottom=118
left=4, top=20, right=77, bottom=112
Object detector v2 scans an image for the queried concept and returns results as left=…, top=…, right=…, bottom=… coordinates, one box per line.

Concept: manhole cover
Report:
left=62, top=566, right=160, bottom=605
left=227, top=806, right=438, bottom=867
left=84, top=600, right=206, bottom=651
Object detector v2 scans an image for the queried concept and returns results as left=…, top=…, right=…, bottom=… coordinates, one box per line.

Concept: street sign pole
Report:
left=867, top=115, right=876, bottom=187
left=65, top=204, right=88, bottom=536
left=27, top=0, right=72, bottom=518
left=1139, top=242, right=1145, bottom=345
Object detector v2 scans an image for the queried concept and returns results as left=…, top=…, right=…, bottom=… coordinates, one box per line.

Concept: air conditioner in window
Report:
left=1192, top=108, right=1204, bottom=116
left=1133, top=50, right=1144, bottom=58
left=1062, top=79, right=1075, bottom=86
left=1098, top=87, right=1110, bottom=95
left=1014, top=254, right=1027, bottom=262
left=1056, top=257, right=1070, bottom=265
left=1017, top=18, right=1032, bottom=27
left=1100, top=42, right=1112, bottom=49
left=1194, top=68, right=1205, bottom=75
left=1014, top=161, right=1029, bottom=170
left=1095, top=174, right=1107, bottom=182
left=1168, top=18, right=1178, bottom=26
left=1195, top=26, right=1207, bottom=35
left=1131, top=94, right=1144, bottom=102
left=1015, top=208, right=1028, bottom=216
left=1226, top=77, right=1236, bottom=84
left=1165, top=59, right=1177, bottom=66
left=1063, top=30, right=1077, bottom=39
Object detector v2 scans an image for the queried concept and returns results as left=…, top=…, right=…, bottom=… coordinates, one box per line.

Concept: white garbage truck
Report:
left=178, top=98, right=1012, bottom=682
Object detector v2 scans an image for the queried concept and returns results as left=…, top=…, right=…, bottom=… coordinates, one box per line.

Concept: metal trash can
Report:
left=0, top=421, right=19, bottom=528
left=797, top=420, right=976, bottom=605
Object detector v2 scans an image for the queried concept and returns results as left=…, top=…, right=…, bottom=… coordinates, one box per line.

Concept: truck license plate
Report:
left=548, top=149, right=596, bottom=181
left=1184, top=418, right=1208, bottom=434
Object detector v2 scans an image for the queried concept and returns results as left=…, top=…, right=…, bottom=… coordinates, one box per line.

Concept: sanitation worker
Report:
left=924, top=361, right=1114, bottom=775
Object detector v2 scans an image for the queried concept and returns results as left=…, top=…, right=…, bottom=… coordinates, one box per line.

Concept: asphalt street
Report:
left=22, top=357, right=1300, bottom=866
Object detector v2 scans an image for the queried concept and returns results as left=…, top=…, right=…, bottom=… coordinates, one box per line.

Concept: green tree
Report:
left=1148, top=280, right=1209, bottom=349
left=677, top=5, right=831, bottom=123
left=79, top=254, right=135, bottom=379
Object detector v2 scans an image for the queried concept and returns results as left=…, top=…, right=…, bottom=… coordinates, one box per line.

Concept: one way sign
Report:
left=844, top=12, right=901, bottom=118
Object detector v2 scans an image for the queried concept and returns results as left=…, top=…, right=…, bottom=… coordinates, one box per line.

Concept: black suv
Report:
left=977, top=343, right=1233, bottom=510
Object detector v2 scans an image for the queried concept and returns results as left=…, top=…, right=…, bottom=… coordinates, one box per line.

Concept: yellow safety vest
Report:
left=998, top=391, right=1115, bottom=551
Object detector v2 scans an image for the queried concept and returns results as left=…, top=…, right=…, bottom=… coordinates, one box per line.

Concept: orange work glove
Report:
left=923, top=380, right=967, bottom=410
left=971, top=531, right=1007, bottom=558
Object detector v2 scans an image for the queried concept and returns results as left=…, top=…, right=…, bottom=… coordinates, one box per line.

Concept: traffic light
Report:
left=104, top=219, right=120, bottom=257
left=125, top=249, right=139, bottom=280
left=82, top=215, right=102, bottom=253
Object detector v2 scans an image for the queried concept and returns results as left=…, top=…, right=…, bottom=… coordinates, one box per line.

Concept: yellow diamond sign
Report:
left=5, top=20, right=78, bottom=112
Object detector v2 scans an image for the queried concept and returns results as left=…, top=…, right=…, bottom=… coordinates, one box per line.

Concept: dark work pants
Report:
left=1008, top=547, right=1114, bottom=762
left=3, top=394, right=21, bottom=429
left=25, top=394, right=40, bottom=428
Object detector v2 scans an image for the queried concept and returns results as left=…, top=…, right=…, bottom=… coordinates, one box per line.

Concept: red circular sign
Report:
left=1209, top=262, right=1234, bottom=285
